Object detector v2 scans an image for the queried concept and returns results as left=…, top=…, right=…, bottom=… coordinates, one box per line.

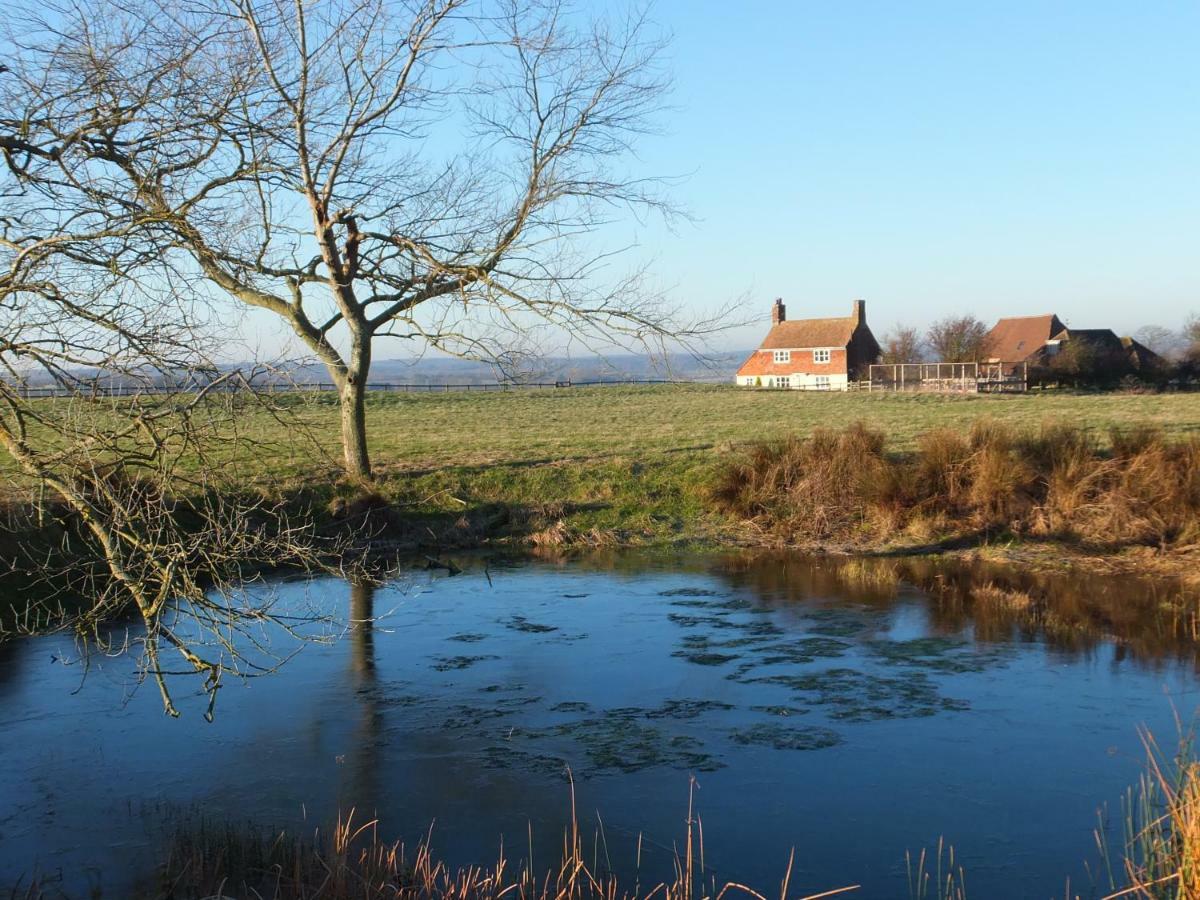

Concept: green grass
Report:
left=8, top=385, right=1200, bottom=550
left=246, top=385, right=1200, bottom=547
left=256, top=384, right=1200, bottom=470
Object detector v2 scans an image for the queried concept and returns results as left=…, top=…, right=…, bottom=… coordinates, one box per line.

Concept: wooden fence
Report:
left=865, top=362, right=1028, bottom=394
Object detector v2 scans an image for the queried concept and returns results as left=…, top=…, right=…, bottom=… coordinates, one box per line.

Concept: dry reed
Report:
left=142, top=775, right=859, bottom=900
left=710, top=420, right=1200, bottom=551
left=1098, top=728, right=1200, bottom=899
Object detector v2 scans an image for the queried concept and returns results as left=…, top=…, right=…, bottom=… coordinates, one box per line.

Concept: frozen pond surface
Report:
left=1, top=552, right=1197, bottom=898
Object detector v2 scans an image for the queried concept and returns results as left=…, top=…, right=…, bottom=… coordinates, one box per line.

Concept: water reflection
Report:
left=721, top=552, right=1200, bottom=666
left=348, top=579, right=381, bottom=809
left=1, top=550, right=1199, bottom=899
left=551, top=549, right=1200, bottom=668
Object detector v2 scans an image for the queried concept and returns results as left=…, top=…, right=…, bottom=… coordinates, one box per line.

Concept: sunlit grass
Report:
left=5, top=386, right=1200, bottom=553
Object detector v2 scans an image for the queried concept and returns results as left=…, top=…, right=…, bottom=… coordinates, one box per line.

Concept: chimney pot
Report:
left=772, top=297, right=786, bottom=324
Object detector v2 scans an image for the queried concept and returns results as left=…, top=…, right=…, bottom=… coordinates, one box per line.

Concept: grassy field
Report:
left=214, top=385, right=1200, bottom=549
left=8, top=385, right=1200, bottom=551
left=258, top=384, right=1200, bottom=470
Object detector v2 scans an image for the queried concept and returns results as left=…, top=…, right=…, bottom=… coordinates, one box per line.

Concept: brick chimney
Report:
left=772, top=297, right=786, bottom=324
left=851, top=298, right=866, bottom=326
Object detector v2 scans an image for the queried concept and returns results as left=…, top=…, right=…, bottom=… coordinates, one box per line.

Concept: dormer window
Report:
left=813, top=349, right=831, bottom=364
left=773, top=350, right=791, bottom=364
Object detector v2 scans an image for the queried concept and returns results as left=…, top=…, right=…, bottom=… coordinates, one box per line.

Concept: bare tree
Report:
left=1180, top=314, right=1200, bottom=378
left=926, top=315, right=994, bottom=363
left=1133, top=325, right=1185, bottom=359
left=1185, top=314, right=1200, bottom=356
left=880, top=325, right=925, bottom=365
left=0, top=188, right=343, bottom=717
left=1, top=0, right=729, bottom=482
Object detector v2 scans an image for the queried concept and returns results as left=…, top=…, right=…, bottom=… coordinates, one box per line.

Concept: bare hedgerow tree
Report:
left=1184, top=314, right=1200, bottom=368
left=0, top=218, right=344, bottom=717
left=1, top=0, right=730, bottom=482
left=1133, top=325, right=1184, bottom=359
left=926, top=315, right=994, bottom=363
left=880, top=325, right=925, bottom=365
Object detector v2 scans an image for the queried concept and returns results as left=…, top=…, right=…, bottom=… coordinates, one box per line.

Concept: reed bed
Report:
left=1097, top=729, right=1200, bottom=899
left=136, top=777, right=857, bottom=900
left=711, top=420, right=1200, bottom=551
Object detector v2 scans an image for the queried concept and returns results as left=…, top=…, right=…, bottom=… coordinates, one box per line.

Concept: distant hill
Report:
left=272, top=351, right=749, bottom=386
left=13, top=352, right=751, bottom=389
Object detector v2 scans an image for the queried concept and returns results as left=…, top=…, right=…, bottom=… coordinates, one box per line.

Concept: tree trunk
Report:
left=340, top=339, right=373, bottom=481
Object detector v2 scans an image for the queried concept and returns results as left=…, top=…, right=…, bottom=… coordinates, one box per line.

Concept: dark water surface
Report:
left=2, top=552, right=1198, bottom=899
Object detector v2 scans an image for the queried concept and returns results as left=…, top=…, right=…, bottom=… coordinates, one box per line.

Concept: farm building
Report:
left=983, top=314, right=1066, bottom=364
left=984, top=314, right=1161, bottom=373
left=735, top=299, right=881, bottom=390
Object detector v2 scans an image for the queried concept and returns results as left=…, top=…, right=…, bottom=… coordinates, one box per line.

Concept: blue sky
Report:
left=619, top=0, right=1198, bottom=350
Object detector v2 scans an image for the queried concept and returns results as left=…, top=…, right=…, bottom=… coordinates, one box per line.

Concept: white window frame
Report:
left=814, top=375, right=831, bottom=390
left=813, top=348, right=831, bottom=364
left=772, top=350, right=791, bottom=364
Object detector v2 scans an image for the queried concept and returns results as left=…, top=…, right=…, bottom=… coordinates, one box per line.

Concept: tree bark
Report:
left=340, top=339, right=373, bottom=481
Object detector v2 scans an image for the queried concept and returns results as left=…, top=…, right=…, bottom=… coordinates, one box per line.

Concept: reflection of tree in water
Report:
left=346, top=579, right=381, bottom=810
left=0, top=636, right=22, bottom=697
left=350, top=580, right=377, bottom=685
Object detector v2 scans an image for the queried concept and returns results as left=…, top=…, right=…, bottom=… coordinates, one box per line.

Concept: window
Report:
left=814, top=375, right=831, bottom=390
left=813, top=349, right=831, bottom=364
left=772, top=350, right=791, bottom=364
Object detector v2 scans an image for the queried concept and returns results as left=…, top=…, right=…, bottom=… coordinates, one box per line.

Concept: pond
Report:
left=1, top=551, right=1198, bottom=898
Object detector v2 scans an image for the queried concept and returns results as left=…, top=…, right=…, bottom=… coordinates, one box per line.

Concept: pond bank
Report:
left=3, top=413, right=1200, bottom=620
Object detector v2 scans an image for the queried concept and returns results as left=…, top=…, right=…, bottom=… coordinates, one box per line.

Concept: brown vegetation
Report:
left=1096, top=729, right=1200, bottom=899
left=710, top=420, right=1200, bottom=552
left=135, top=780, right=855, bottom=900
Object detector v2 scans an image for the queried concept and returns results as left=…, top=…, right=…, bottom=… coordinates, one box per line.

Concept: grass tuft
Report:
left=711, top=420, right=1200, bottom=552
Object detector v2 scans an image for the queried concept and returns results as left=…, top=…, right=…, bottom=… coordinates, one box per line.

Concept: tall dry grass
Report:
left=1098, top=729, right=1200, bottom=899
left=710, top=420, right=1200, bottom=551
left=140, top=776, right=858, bottom=900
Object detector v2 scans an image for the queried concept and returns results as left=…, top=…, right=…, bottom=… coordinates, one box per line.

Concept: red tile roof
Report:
left=984, top=314, right=1066, bottom=362
left=756, top=317, right=857, bottom=350
left=737, top=352, right=800, bottom=377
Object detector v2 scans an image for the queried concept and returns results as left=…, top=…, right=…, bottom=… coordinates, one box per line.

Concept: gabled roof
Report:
left=757, top=317, right=856, bottom=350
left=1052, top=328, right=1124, bottom=353
left=985, top=314, right=1066, bottom=361
left=1121, top=337, right=1163, bottom=370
